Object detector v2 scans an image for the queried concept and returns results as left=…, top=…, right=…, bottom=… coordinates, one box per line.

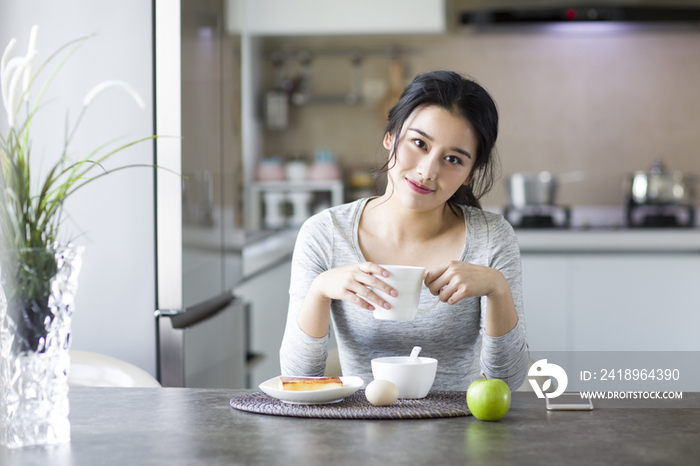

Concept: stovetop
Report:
left=503, top=205, right=571, bottom=229
left=497, top=205, right=699, bottom=230
left=626, top=203, right=695, bottom=228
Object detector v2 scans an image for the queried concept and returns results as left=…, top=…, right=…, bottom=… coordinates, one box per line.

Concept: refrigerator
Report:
left=154, top=0, right=248, bottom=388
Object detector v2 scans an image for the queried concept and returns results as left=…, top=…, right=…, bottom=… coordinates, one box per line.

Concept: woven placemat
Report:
left=230, top=390, right=470, bottom=419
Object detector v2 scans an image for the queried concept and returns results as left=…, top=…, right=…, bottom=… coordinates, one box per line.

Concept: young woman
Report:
left=280, top=70, right=529, bottom=391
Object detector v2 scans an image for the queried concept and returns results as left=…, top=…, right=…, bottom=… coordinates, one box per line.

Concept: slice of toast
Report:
left=278, top=376, right=343, bottom=391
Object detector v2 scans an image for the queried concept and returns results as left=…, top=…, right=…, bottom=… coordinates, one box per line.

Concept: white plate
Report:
left=259, top=376, right=364, bottom=404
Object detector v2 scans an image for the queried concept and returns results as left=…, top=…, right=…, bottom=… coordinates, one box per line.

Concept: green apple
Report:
left=466, top=377, right=511, bottom=421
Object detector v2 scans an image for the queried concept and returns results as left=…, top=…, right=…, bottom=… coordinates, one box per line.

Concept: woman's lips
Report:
left=406, top=178, right=434, bottom=194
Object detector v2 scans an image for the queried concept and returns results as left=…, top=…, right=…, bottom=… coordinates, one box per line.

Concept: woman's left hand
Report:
left=424, top=260, right=508, bottom=305
left=425, top=260, right=518, bottom=336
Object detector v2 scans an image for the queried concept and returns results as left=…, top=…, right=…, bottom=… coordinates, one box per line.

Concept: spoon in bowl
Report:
left=408, top=346, right=422, bottom=364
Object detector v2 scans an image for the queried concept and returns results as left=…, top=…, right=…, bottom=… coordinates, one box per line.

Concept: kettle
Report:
left=626, top=160, right=695, bottom=205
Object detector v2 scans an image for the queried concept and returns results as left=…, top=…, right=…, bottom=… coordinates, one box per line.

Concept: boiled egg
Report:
left=365, top=379, right=399, bottom=406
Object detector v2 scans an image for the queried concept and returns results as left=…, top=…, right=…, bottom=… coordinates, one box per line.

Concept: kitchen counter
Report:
left=242, top=228, right=297, bottom=277
left=183, top=222, right=297, bottom=281
left=241, top=226, right=700, bottom=267
left=516, top=228, right=700, bottom=253
left=181, top=205, right=299, bottom=279
left=236, top=227, right=700, bottom=269
left=3, top=388, right=699, bottom=466
left=482, top=205, right=700, bottom=253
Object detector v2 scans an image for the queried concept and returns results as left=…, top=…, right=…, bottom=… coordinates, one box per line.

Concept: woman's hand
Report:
left=424, top=261, right=517, bottom=337
left=298, top=262, right=398, bottom=338
left=424, top=260, right=507, bottom=305
left=310, top=262, right=397, bottom=311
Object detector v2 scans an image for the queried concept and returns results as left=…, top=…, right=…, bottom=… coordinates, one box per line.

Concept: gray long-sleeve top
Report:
left=280, top=198, right=530, bottom=391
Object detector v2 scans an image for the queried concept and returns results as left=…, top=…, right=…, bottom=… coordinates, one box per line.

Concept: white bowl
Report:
left=371, top=356, right=438, bottom=399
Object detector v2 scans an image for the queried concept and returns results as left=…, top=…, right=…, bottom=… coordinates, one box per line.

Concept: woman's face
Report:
left=383, top=105, right=478, bottom=212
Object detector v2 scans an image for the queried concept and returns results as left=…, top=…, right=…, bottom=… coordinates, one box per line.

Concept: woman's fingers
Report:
left=344, top=288, right=377, bottom=310
left=357, top=268, right=397, bottom=295
left=438, top=281, right=469, bottom=305
left=424, top=265, right=446, bottom=288
left=426, top=261, right=475, bottom=304
left=352, top=278, right=394, bottom=311
left=325, top=262, right=395, bottom=311
left=426, top=261, right=502, bottom=305
left=425, top=264, right=453, bottom=296
left=357, top=262, right=390, bottom=279
left=355, top=263, right=397, bottom=305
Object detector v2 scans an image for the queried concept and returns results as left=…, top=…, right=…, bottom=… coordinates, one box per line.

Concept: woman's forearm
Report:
left=484, top=271, right=519, bottom=337
left=297, top=279, right=332, bottom=338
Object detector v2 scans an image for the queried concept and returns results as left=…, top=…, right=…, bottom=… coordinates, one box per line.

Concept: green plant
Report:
left=0, top=26, right=156, bottom=340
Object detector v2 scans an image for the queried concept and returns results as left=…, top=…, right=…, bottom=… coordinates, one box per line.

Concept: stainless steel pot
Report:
left=507, top=171, right=584, bottom=208
left=626, top=160, right=695, bottom=205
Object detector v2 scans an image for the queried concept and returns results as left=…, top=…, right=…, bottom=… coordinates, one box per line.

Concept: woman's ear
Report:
left=462, top=170, right=475, bottom=186
left=383, top=132, right=393, bottom=151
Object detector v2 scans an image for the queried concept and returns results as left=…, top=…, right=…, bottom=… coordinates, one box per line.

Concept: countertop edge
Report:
left=516, top=229, right=700, bottom=253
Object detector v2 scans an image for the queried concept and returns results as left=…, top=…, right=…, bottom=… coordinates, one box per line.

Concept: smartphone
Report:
left=545, top=393, right=594, bottom=411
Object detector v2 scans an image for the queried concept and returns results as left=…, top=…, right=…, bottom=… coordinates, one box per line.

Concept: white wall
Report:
left=0, top=1, right=157, bottom=375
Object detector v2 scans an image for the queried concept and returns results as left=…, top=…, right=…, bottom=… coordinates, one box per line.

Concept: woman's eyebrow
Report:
left=408, top=127, right=472, bottom=159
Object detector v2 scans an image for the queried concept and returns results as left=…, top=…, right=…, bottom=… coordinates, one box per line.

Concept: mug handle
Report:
left=417, top=296, right=440, bottom=314
left=417, top=270, right=440, bottom=314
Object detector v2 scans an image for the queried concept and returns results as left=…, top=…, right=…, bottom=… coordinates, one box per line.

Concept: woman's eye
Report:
left=445, top=155, right=463, bottom=165
left=412, top=139, right=427, bottom=150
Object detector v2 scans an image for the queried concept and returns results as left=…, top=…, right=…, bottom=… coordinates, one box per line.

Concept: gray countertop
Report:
left=238, top=228, right=700, bottom=266
left=516, top=229, right=700, bottom=253
left=3, top=388, right=699, bottom=466
left=241, top=227, right=700, bottom=262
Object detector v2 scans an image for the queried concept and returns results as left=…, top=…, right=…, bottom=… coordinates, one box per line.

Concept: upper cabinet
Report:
left=226, top=0, right=446, bottom=35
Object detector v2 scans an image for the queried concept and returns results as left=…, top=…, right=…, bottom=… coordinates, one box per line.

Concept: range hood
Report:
left=461, top=2, right=700, bottom=25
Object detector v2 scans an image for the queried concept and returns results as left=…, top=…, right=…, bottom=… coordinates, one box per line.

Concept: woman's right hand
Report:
left=309, top=262, right=397, bottom=312
left=298, top=262, right=398, bottom=338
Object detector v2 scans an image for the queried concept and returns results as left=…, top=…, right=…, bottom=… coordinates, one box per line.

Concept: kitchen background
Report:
left=228, top=0, right=700, bottom=390
left=2, top=0, right=699, bottom=389
left=259, top=29, right=700, bottom=210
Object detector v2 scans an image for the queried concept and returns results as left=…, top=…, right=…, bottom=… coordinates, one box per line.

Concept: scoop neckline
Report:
left=350, top=197, right=473, bottom=264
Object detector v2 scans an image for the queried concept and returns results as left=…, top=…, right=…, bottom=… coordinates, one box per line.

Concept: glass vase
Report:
left=0, top=245, right=83, bottom=449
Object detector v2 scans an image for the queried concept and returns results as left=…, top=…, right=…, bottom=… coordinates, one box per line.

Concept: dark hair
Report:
left=379, top=70, right=499, bottom=210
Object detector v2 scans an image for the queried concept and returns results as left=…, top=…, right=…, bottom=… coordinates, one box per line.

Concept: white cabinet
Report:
left=521, top=255, right=570, bottom=352
left=226, top=0, right=446, bottom=36
left=571, top=254, right=700, bottom=351
left=521, top=253, right=700, bottom=352
left=235, top=258, right=293, bottom=387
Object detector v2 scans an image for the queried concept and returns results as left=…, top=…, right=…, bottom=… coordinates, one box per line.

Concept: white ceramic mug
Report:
left=372, top=265, right=439, bottom=321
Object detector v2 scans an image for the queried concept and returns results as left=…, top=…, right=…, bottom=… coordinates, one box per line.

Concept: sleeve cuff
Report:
left=479, top=319, right=530, bottom=391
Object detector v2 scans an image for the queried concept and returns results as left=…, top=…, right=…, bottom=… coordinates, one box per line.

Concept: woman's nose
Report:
left=416, top=153, right=439, bottom=180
